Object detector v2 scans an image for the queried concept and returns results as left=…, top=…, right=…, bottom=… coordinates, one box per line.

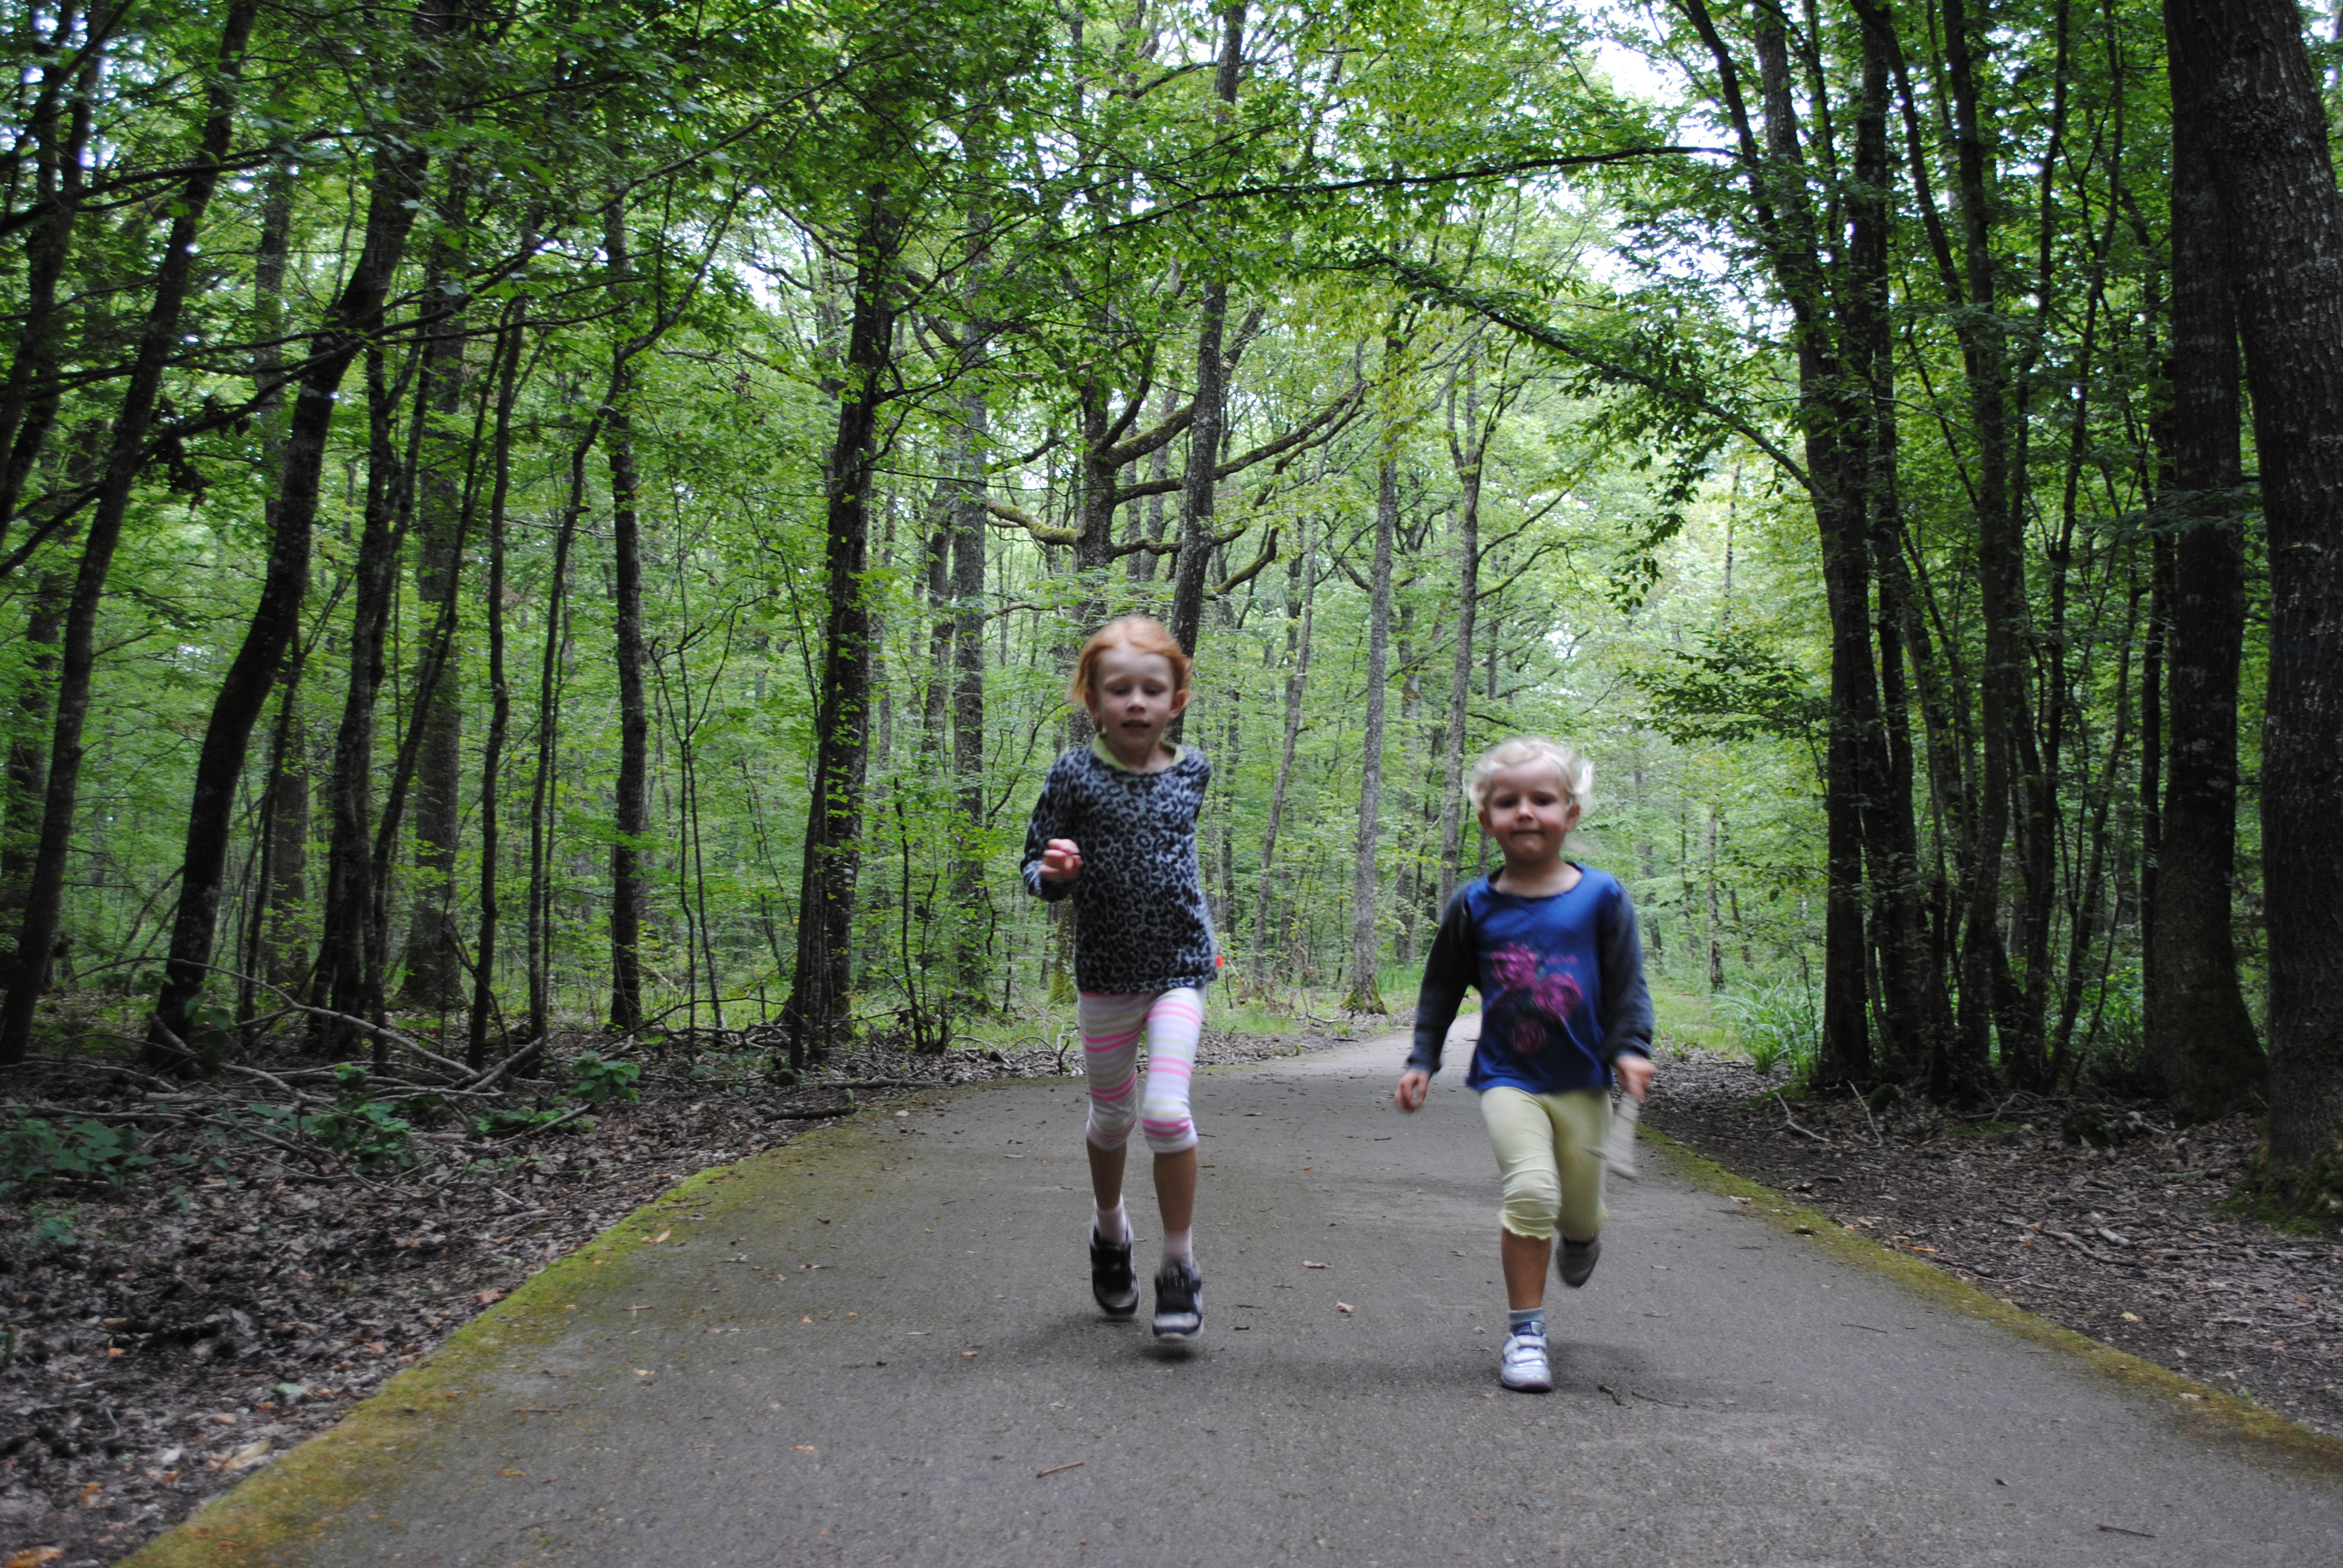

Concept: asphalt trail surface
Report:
left=249, top=1034, right=2338, bottom=1566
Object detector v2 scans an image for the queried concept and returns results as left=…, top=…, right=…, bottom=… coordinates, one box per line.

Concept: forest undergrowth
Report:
left=1646, top=1045, right=2343, bottom=1442
left=0, top=1011, right=1343, bottom=1566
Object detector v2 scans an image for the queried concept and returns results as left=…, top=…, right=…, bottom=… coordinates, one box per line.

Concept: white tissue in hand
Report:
left=1604, top=1093, right=1641, bottom=1179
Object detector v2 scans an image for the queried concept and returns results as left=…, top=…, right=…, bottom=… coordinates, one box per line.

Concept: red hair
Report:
left=1069, top=615, right=1191, bottom=708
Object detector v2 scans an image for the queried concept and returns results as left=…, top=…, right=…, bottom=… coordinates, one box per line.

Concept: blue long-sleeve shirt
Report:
left=1407, top=867, right=1653, bottom=1095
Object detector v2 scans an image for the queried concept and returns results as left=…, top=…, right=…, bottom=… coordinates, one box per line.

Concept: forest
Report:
left=3, top=0, right=2342, bottom=1217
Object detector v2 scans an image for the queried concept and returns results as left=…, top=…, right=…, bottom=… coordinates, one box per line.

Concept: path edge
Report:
left=1639, top=1123, right=2343, bottom=1478
left=108, top=1081, right=1021, bottom=1568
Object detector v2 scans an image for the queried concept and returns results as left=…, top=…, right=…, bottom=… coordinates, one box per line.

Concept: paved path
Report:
left=161, top=1036, right=2339, bottom=1567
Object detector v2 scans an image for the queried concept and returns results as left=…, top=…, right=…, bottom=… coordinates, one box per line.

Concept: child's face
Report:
left=1087, top=644, right=1187, bottom=751
left=1476, top=762, right=1581, bottom=868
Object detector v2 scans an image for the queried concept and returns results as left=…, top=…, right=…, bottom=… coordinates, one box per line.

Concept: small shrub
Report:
left=567, top=1053, right=641, bottom=1106
left=0, top=1117, right=153, bottom=1194
left=252, top=1063, right=419, bottom=1173
left=311, top=1099, right=416, bottom=1172
left=1717, top=978, right=1821, bottom=1080
left=24, top=1203, right=79, bottom=1248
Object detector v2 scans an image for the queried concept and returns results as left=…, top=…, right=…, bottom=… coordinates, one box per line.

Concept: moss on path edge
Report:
left=114, top=1074, right=2343, bottom=1567
left=112, top=1080, right=994, bottom=1568
left=1638, top=1124, right=2343, bottom=1479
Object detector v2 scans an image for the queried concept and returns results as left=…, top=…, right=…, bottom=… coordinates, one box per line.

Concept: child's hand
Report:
left=1039, top=838, right=1083, bottom=882
left=1616, top=1053, right=1654, bottom=1103
left=1394, top=1068, right=1430, bottom=1113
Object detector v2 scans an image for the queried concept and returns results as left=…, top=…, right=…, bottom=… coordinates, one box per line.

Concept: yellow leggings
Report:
left=1479, top=1085, right=1610, bottom=1243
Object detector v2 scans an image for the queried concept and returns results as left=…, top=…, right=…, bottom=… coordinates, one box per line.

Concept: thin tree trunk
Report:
left=605, top=203, right=650, bottom=1032
left=0, top=0, right=264, bottom=1064
left=1254, top=523, right=1313, bottom=985
left=400, top=205, right=473, bottom=1010
left=1345, top=405, right=1398, bottom=1016
left=1167, top=3, right=1246, bottom=661
left=1941, top=0, right=2025, bottom=1103
left=467, top=304, right=525, bottom=1069
left=254, top=662, right=309, bottom=993
left=1706, top=808, right=1725, bottom=992
left=1438, top=362, right=1486, bottom=910
left=526, top=425, right=592, bottom=1040
left=2139, top=529, right=2169, bottom=1007
left=782, top=194, right=901, bottom=1066
left=0, top=566, right=70, bottom=956
left=949, top=382, right=991, bottom=1011
left=311, top=345, right=418, bottom=1060
left=1850, top=6, right=1948, bottom=1083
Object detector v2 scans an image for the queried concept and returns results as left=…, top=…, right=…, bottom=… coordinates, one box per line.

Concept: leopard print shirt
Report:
left=1020, top=740, right=1217, bottom=995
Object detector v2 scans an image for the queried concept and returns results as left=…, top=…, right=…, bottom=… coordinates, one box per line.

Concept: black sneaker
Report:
left=1151, top=1259, right=1203, bottom=1340
left=1558, top=1235, right=1601, bottom=1289
left=1090, top=1230, right=1138, bottom=1318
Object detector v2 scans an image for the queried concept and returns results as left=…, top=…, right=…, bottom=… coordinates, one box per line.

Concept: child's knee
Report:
left=1499, top=1165, right=1562, bottom=1239
left=1139, top=1097, right=1196, bottom=1154
left=1086, top=1097, right=1138, bottom=1149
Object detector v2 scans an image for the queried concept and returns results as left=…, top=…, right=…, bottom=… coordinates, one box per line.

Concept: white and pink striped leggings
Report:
left=1076, top=988, right=1205, bottom=1155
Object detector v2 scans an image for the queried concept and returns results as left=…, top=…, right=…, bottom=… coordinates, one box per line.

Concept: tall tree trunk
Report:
left=526, top=425, right=592, bottom=1040
left=2169, top=0, right=2343, bottom=1192
left=781, top=194, right=900, bottom=1067
left=1744, top=5, right=1873, bottom=1086
left=1255, top=523, right=1313, bottom=984
left=2138, top=529, right=2169, bottom=1010
left=467, top=305, right=525, bottom=1068
left=310, top=347, right=418, bottom=1060
left=1940, top=0, right=2024, bottom=1103
left=1345, top=413, right=1398, bottom=1016
left=399, top=208, right=473, bottom=1010
left=0, top=567, right=69, bottom=957
left=605, top=204, right=650, bottom=1033
left=0, top=0, right=263, bottom=1065
left=1438, top=362, right=1486, bottom=910
left=1850, top=7, right=1948, bottom=1083
left=1166, top=3, right=1245, bottom=660
left=1706, top=808, right=1725, bottom=991
left=2149, top=10, right=2265, bottom=1119
left=950, top=382, right=991, bottom=1010
left=238, top=162, right=303, bottom=1008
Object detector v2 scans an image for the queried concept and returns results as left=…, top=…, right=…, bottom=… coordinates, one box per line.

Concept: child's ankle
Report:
left=1508, top=1306, right=1545, bottom=1339
left=1093, top=1198, right=1131, bottom=1245
left=1160, top=1226, right=1194, bottom=1267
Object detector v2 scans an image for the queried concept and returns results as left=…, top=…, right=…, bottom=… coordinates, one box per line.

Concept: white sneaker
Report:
left=1499, top=1330, right=1553, bottom=1393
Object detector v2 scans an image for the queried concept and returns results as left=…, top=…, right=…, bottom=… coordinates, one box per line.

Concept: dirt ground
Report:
left=1645, top=1048, right=2343, bottom=1439
left=0, top=1025, right=1343, bottom=1567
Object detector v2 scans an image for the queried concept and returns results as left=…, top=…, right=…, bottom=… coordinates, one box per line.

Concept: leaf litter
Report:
left=1, top=1023, right=1345, bottom=1563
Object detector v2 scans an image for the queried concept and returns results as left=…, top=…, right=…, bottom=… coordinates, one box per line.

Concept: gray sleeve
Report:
left=1408, top=890, right=1476, bottom=1075
left=1598, top=882, right=1654, bottom=1060
left=1019, top=757, right=1076, bottom=902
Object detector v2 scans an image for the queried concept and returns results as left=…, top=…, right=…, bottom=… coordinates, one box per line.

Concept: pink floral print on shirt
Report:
left=1487, top=943, right=1585, bottom=1057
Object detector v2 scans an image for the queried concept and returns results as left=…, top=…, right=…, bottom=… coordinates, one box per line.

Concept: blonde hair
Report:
left=1466, top=737, right=1594, bottom=812
left=1068, top=615, right=1191, bottom=709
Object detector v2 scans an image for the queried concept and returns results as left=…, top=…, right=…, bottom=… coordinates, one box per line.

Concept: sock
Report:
left=1509, top=1307, right=1545, bottom=1339
left=1160, top=1227, right=1194, bottom=1267
left=1093, top=1198, right=1130, bottom=1246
